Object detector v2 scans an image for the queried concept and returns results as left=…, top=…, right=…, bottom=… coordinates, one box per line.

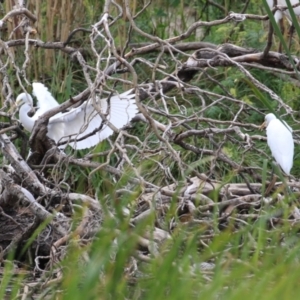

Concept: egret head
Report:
left=260, top=113, right=276, bottom=130
left=15, top=93, right=33, bottom=107
left=264, top=113, right=276, bottom=126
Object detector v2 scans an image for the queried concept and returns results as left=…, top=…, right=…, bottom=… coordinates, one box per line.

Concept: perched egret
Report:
left=267, top=0, right=300, bottom=24
left=16, top=83, right=138, bottom=150
left=261, top=113, right=294, bottom=175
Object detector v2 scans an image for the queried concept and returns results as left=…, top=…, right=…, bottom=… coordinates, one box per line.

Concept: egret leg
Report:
left=264, top=161, right=277, bottom=196
left=278, top=18, right=285, bottom=53
left=288, top=24, right=295, bottom=50
left=263, top=20, right=274, bottom=57
left=265, top=173, right=277, bottom=196
left=267, top=161, right=293, bottom=199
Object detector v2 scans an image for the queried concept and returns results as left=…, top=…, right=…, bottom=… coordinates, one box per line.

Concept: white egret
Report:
left=16, top=83, right=138, bottom=150
left=267, top=0, right=300, bottom=24
left=261, top=113, right=294, bottom=175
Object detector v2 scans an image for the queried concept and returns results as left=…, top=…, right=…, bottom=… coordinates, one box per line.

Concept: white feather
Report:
left=264, top=113, right=294, bottom=175
left=16, top=83, right=138, bottom=150
left=267, top=0, right=300, bottom=24
left=32, top=82, right=60, bottom=119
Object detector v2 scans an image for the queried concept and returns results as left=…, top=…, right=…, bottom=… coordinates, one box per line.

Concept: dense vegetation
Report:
left=0, top=0, right=300, bottom=299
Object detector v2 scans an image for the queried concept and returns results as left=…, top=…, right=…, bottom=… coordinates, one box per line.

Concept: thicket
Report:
left=0, top=0, right=300, bottom=299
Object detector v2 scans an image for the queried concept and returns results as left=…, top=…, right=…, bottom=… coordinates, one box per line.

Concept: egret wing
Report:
left=48, top=91, right=137, bottom=149
left=32, top=83, right=60, bottom=120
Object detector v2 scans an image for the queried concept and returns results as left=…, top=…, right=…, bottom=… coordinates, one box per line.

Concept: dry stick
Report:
left=0, top=8, right=37, bottom=26
left=3, top=7, right=290, bottom=203
left=0, top=214, right=41, bottom=259
left=185, top=44, right=299, bottom=71
left=0, top=125, right=18, bottom=134
left=26, top=13, right=136, bottom=152
left=81, top=14, right=146, bottom=181
left=73, top=51, right=126, bottom=144
left=0, top=134, right=101, bottom=211
left=103, top=10, right=184, bottom=181
left=226, top=0, right=251, bottom=39
left=5, top=40, right=296, bottom=116
left=124, top=12, right=267, bottom=58
left=0, top=170, right=67, bottom=236
left=230, top=57, right=293, bottom=113
left=174, top=126, right=251, bottom=142
left=52, top=46, right=270, bottom=190
left=52, top=208, right=91, bottom=250
left=63, top=28, right=92, bottom=47
left=122, top=0, right=185, bottom=178
left=185, top=48, right=293, bottom=113
left=129, top=41, right=217, bottom=52
left=0, top=133, right=47, bottom=194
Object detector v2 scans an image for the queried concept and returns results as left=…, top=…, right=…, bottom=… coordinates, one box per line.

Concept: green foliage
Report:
left=29, top=208, right=297, bottom=299
left=3, top=206, right=300, bottom=299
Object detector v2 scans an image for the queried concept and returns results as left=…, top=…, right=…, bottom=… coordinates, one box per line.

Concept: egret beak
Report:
left=260, top=121, right=266, bottom=131
left=15, top=93, right=31, bottom=107
left=15, top=98, right=23, bottom=107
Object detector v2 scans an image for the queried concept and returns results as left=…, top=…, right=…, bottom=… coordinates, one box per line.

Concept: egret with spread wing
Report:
left=16, top=83, right=138, bottom=150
